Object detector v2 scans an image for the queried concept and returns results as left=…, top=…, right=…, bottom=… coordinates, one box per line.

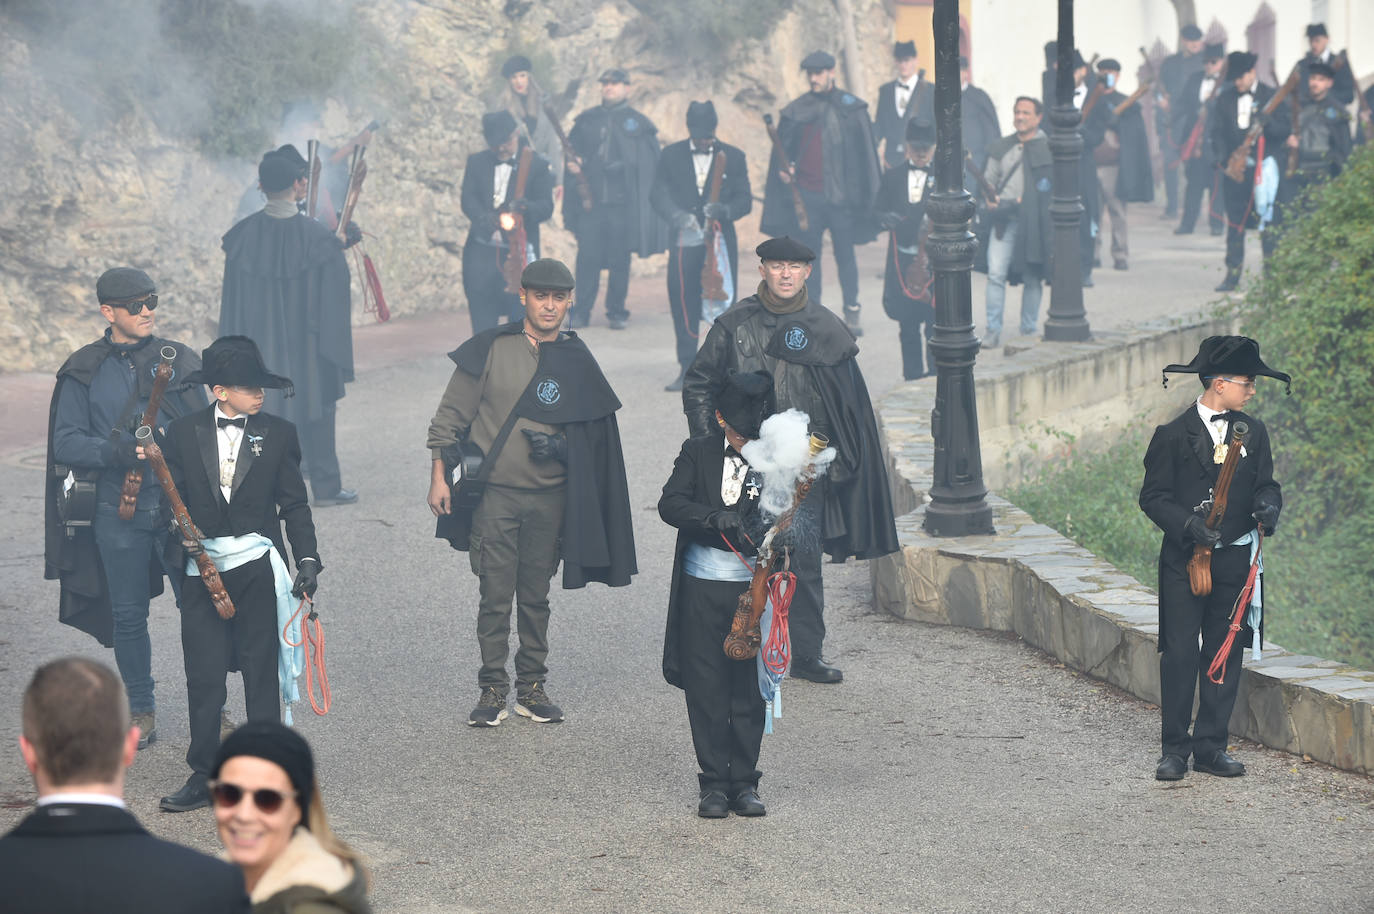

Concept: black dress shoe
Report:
left=1193, top=749, right=1245, bottom=777
left=1155, top=754, right=1188, bottom=781
left=1214, top=275, right=1239, bottom=293
left=729, top=787, right=766, bottom=817
left=315, top=487, right=358, bottom=507
left=1173, top=226, right=1194, bottom=235
left=697, top=790, right=728, bottom=819
left=790, top=657, right=843, bottom=684
left=160, top=774, right=211, bottom=812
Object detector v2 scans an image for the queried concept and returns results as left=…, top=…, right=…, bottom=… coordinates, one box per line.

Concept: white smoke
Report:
left=741, top=408, right=836, bottom=518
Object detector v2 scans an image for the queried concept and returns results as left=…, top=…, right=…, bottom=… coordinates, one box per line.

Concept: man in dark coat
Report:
left=1209, top=52, right=1291, bottom=292
left=960, top=56, right=1001, bottom=178
left=562, top=67, right=667, bottom=329
left=461, top=110, right=557, bottom=334
left=1140, top=336, right=1288, bottom=781
left=1283, top=61, right=1352, bottom=203
left=650, top=100, right=753, bottom=392
left=761, top=51, right=881, bottom=336
left=873, top=41, right=934, bottom=170
left=682, top=237, right=899, bottom=683
left=1084, top=58, right=1154, bottom=271
left=427, top=259, right=636, bottom=727
left=1155, top=25, right=1207, bottom=220
left=220, top=147, right=357, bottom=506
left=1297, top=23, right=1354, bottom=106
left=0, top=657, right=249, bottom=913
left=1069, top=51, right=1101, bottom=286
left=874, top=120, right=936, bottom=379
left=44, top=267, right=205, bottom=746
left=1172, top=42, right=1226, bottom=236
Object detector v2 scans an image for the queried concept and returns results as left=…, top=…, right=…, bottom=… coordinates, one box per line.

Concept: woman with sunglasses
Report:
left=210, top=722, right=371, bottom=913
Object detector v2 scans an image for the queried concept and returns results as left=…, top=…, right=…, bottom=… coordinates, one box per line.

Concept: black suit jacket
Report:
left=163, top=406, right=318, bottom=569
left=1210, top=83, right=1292, bottom=177
left=0, top=803, right=248, bottom=913
left=460, top=147, right=555, bottom=253
left=649, top=139, right=752, bottom=290
left=874, top=76, right=934, bottom=167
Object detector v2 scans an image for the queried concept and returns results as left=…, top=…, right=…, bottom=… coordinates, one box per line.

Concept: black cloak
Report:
left=43, top=336, right=204, bottom=644
left=562, top=103, right=669, bottom=257
left=219, top=211, right=354, bottom=427
left=1086, top=93, right=1155, bottom=203
left=435, top=323, right=637, bottom=589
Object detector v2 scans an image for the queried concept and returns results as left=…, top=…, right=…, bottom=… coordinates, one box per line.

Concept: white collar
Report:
left=1195, top=396, right=1225, bottom=421
left=38, top=792, right=126, bottom=809
left=215, top=403, right=245, bottom=425
left=897, top=76, right=917, bottom=91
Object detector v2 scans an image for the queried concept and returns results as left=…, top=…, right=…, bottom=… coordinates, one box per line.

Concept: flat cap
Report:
left=96, top=267, right=155, bottom=303
left=502, top=55, right=532, bottom=78
left=521, top=258, right=575, bottom=291
left=905, top=119, right=936, bottom=147
left=1097, top=58, right=1121, bottom=72
left=801, top=50, right=836, bottom=71
left=1307, top=61, right=1335, bottom=79
left=482, top=110, right=518, bottom=147
left=756, top=236, right=815, bottom=262
left=1180, top=24, right=1204, bottom=40
left=686, top=100, right=718, bottom=138
left=258, top=149, right=304, bottom=194
left=893, top=40, right=916, bottom=60
left=598, top=67, right=630, bottom=84
left=1225, top=51, right=1258, bottom=81
left=1306, top=23, right=1328, bottom=39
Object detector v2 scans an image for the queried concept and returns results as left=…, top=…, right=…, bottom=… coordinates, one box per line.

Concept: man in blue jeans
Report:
left=44, top=267, right=206, bottom=747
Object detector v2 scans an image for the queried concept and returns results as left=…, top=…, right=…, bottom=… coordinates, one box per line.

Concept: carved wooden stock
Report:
left=764, top=113, right=809, bottom=232
left=1186, top=421, right=1248, bottom=597
left=118, top=346, right=177, bottom=520
left=700, top=150, right=728, bottom=302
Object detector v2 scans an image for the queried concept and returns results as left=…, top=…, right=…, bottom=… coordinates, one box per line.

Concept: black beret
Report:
left=1307, top=23, right=1328, bottom=39
left=801, top=50, right=836, bottom=71
left=213, top=721, right=315, bottom=829
left=502, top=55, right=532, bottom=78
left=686, top=100, right=718, bottom=138
left=1180, top=24, right=1204, bottom=41
left=1204, top=42, right=1226, bottom=61
left=1307, top=61, right=1336, bottom=79
left=1225, top=51, right=1258, bottom=81
left=96, top=267, right=155, bottom=304
left=893, top=41, right=917, bottom=60
left=756, top=236, right=815, bottom=262
left=598, top=67, right=630, bottom=84
left=258, top=150, right=303, bottom=193
left=520, top=258, right=575, bottom=291
left=905, top=119, right=936, bottom=146
left=1097, top=58, right=1121, bottom=72
left=716, top=370, right=776, bottom=440
left=482, top=110, right=518, bottom=147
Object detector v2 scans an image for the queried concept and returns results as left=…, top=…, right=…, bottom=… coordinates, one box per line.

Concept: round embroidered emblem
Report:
left=784, top=326, right=808, bottom=351
left=624, top=117, right=638, bottom=133
left=536, top=377, right=562, bottom=407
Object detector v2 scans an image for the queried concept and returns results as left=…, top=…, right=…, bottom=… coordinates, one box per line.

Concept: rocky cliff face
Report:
left=0, top=0, right=894, bottom=372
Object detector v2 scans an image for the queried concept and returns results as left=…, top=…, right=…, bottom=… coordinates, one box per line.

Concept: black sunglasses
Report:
left=208, top=780, right=296, bottom=814
left=108, top=294, right=158, bottom=315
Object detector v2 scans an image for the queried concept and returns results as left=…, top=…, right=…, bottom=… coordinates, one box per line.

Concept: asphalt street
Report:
left=1, top=221, right=1371, bottom=912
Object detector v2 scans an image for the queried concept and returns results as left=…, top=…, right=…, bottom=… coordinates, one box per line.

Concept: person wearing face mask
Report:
left=211, top=722, right=371, bottom=912
left=1083, top=58, right=1154, bottom=271
left=874, top=120, right=937, bottom=379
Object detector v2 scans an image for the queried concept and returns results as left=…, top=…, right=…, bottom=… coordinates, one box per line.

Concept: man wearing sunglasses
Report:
left=44, top=268, right=207, bottom=750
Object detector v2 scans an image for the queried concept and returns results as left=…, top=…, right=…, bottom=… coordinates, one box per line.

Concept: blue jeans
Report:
left=984, top=221, right=1043, bottom=337
left=93, top=502, right=174, bottom=713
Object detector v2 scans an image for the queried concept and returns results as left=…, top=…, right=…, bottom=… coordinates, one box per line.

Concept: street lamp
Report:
left=1044, top=0, right=1093, bottom=341
left=922, top=0, right=994, bottom=537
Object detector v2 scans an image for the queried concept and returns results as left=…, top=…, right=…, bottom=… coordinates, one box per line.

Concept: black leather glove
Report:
left=703, top=201, right=730, bottom=222
left=522, top=428, right=567, bottom=463
left=1252, top=502, right=1280, bottom=535
left=511, top=197, right=530, bottom=214
left=343, top=221, right=363, bottom=249
left=674, top=210, right=698, bottom=231
left=1184, top=514, right=1221, bottom=548
left=706, top=510, right=742, bottom=535
left=291, top=559, right=319, bottom=598
left=111, top=431, right=142, bottom=467
left=878, top=211, right=902, bottom=230
left=473, top=214, right=499, bottom=237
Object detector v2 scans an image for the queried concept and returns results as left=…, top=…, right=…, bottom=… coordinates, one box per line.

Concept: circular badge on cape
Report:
left=535, top=377, right=562, bottom=409
left=1036, top=176, right=1051, bottom=193
left=624, top=117, right=639, bottom=133
left=784, top=326, right=809, bottom=352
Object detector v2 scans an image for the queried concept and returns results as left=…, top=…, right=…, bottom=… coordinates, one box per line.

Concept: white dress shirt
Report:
left=721, top=441, right=747, bottom=505
left=1237, top=93, right=1254, bottom=130
left=215, top=404, right=248, bottom=503
left=492, top=161, right=513, bottom=209
left=1196, top=398, right=1247, bottom=457
left=38, top=792, right=126, bottom=809
left=692, top=146, right=713, bottom=195
left=895, top=77, right=918, bottom=115
left=1073, top=83, right=1088, bottom=109
left=1199, top=76, right=1216, bottom=103
left=908, top=167, right=929, bottom=204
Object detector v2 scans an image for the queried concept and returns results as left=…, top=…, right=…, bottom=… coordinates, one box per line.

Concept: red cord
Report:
left=1205, top=526, right=1264, bottom=685
left=762, top=567, right=795, bottom=676
left=283, top=595, right=331, bottom=715
left=889, top=229, right=932, bottom=301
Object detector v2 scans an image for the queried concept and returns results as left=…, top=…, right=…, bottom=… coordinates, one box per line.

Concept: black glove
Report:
left=1184, top=514, right=1221, bottom=548
left=674, top=210, right=698, bottom=231
left=343, top=221, right=363, bottom=249
left=291, top=559, right=319, bottom=598
left=473, top=214, right=499, bottom=237
left=511, top=197, right=530, bottom=214
left=522, top=428, right=567, bottom=463
left=706, top=510, right=742, bottom=535
left=703, top=201, right=730, bottom=222
left=111, top=431, right=142, bottom=467
left=878, top=211, right=902, bottom=230
left=1252, top=502, right=1280, bottom=535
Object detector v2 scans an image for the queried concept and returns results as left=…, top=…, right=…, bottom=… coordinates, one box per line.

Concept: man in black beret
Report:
left=562, top=67, right=667, bottom=329
left=1209, top=51, right=1291, bottom=291
left=44, top=269, right=207, bottom=748
left=1084, top=58, right=1154, bottom=271
left=1283, top=59, right=1352, bottom=202
left=682, top=237, right=898, bottom=684
left=219, top=147, right=358, bottom=506
left=427, top=259, right=636, bottom=727
left=874, top=40, right=933, bottom=171
left=762, top=50, right=881, bottom=336
left=1298, top=23, right=1354, bottom=105
left=1156, top=24, right=1208, bottom=219
left=460, top=109, right=557, bottom=334
left=1172, top=42, right=1227, bottom=236
left=650, top=100, right=753, bottom=391
left=488, top=54, right=564, bottom=189
left=1140, top=336, right=1288, bottom=782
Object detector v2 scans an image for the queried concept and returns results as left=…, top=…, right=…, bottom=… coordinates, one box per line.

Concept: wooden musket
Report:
left=117, top=345, right=177, bottom=520
left=1113, top=81, right=1152, bottom=116
left=306, top=139, right=321, bottom=219
left=501, top=146, right=534, bottom=294
left=1187, top=420, right=1248, bottom=597
left=334, top=147, right=366, bottom=243
left=700, top=149, right=728, bottom=302
left=1224, top=66, right=1300, bottom=183
left=764, top=113, right=809, bottom=232
left=545, top=102, right=593, bottom=211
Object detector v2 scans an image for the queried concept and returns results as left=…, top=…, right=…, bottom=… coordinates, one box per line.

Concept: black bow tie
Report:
left=218, top=416, right=247, bottom=429
left=693, top=148, right=713, bottom=157
left=907, top=163, right=926, bottom=172
left=724, top=446, right=744, bottom=460
left=498, top=159, right=516, bottom=167
left=1209, top=411, right=1237, bottom=423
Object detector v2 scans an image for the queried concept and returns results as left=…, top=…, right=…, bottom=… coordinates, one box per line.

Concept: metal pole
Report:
left=1043, top=0, right=1093, bottom=342
left=923, top=0, right=993, bottom=537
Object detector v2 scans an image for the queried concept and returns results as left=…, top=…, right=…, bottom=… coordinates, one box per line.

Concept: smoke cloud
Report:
left=742, top=408, right=836, bottom=518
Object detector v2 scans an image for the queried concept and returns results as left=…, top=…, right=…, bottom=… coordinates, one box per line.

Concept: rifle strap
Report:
left=994, top=157, right=1022, bottom=197
left=469, top=403, right=524, bottom=488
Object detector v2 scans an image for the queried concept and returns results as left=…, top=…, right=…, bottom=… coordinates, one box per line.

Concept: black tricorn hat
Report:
left=686, top=100, right=718, bottom=138
left=893, top=40, right=917, bottom=60
left=1226, top=51, right=1258, bottom=81
left=501, top=55, right=532, bottom=78
left=716, top=370, right=775, bottom=440
left=1306, top=23, right=1328, bottom=39
left=1161, top=335, right=1291, bottom=393
left=1203, top=42, right=1226, bottom=61
left=1307, top=61, right=1336, bottom=79
left=482, top=110, right=518, bottom=147
left=186, top=335, right=293, bottom=393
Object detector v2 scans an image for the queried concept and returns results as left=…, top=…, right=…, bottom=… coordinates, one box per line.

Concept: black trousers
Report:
left=1178, top=158, right=1223, bottom=234
left=796, top=189, right=860, bottom=310
left=462, top=242, right=522, bottom=335
left=299, top=406, right=342, bottom=501
left=1221, top=175, right=1276, bottom=273
left=1158, top=546, right=1253, bottom=760
left=573, top=204, right=632, bottom=322
left=785, top=480, right=826, bottom=661
left=666, top=244, right=707, bottom=371
left=181, top=553, right=280, bottom=777
left=680, top=575, right=765, bottom=794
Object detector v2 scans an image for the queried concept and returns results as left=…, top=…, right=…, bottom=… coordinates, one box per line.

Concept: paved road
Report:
left=1, top=220, right=1370, bottom=912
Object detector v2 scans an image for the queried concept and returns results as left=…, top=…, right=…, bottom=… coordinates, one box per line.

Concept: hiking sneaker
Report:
left=132, top=712, right=156, bottom=750
left=515, top=683, right=564, bottom=723
left=467, top=687, right=508, bottom=727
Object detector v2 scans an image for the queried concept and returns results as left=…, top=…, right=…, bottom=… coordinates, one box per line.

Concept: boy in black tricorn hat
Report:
left=157, top=336, right=322, bottom=812
left=1139, top=335, right=1289, bottom=782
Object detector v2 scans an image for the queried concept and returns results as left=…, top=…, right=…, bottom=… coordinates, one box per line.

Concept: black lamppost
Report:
left=1043, top=0, right=1093, bottom=342
left=923, top=0, right=993, bottom=537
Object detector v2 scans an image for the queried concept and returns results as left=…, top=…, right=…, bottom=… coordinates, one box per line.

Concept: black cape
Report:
left=1087, top=93, right=1155, bottom=203
left=562, top=103, right=668, bottom=257
left=43, top=335, right=204, bottom=645
left=219, top=211, right=354, bottom=426
left=435, top=323, right=637, bottom=588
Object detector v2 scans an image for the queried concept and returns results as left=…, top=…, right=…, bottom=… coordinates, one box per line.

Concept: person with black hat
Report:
left=460, top=110, right=557, bottom=334
left=1084, top=57, right=1154, bottom=271
left=489, top=55, right=564, bottom=189
left=1068, top=50, right=1100, bottom=286
left=562, top=67, right=667, bottom=330
left=760, top=50, right=881, bottom=336
left=682, top=237, right=899, bottom=684
left=157, top=335, right=321, bottom=812
left=1155, top=25, right=1208, bottom=220
left=1040, top=41, right=1059, bottom=113
left=650, top=100, right=753, bottom=391
left=1209, top=51, right=1292, bottom=292
left=660, top=370, right=775, bottom=818
left=873, top=119, right=936, bottom=379
left=426, top=259, right=636, bottom=727
left=44, top=267, right=207, bottom=749
left=874, top=40, right=934, bottom=171
left=1172, top=42, right=1227, bottom=236
left=1140, top=335, right=1288, bottom=782
left=1298, top=24, right=1354, bottom=106
left=221, top=146, right=358, bottom=507
left=1283, top=60, right=1352, bottom=200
